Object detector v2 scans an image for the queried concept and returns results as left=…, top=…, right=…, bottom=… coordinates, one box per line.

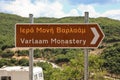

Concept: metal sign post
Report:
left=29, top=14, right=34, bottom=80
left=84, top=12, right=89, bottom=80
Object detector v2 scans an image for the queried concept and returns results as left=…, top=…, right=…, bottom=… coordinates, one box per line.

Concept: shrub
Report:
left=0, top=50, right=14, bottom=58
left=18, top=58, right=29, bottom=66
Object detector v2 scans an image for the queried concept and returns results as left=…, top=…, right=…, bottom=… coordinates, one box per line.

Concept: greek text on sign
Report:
left=15, top=23, right=104, bottom=48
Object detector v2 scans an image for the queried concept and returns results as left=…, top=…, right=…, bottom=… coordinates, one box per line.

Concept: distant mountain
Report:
left=0, top=13, right=120, bottom=50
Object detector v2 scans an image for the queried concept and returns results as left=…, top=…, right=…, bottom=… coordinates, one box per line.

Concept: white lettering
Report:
left=51, top=38, right=86, bottom=45
left=20, top=38, right=48, bottom=44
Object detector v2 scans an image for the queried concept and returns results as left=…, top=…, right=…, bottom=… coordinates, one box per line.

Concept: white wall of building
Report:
left=0, top=66, right=44, bottom=80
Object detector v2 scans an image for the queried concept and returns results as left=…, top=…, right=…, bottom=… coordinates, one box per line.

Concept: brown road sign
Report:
left=15, top=23, right=104, bottom=48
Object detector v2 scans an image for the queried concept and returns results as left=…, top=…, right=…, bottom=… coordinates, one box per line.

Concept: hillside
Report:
left=0, top=13, right=120, bottom=80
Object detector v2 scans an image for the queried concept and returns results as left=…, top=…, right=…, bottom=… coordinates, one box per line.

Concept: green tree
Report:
left=36, top=62, right=53, bottom=80
left=34, top=49, right=42, bottom=58
left=0, top=50, right=14, bottom=58
left=16, top=50, right=29, bottom=56
left=0, top=59, right=11, bottom=67
left=10, top=58, right=18, bottom=65
left=89, top=55, right=105, bottom=72
left=101, top=43, right=120, bottom=75
left=18, top=58, right=29, bottom=66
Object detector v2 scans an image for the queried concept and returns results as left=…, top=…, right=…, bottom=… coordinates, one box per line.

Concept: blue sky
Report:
left=0, top=0, right=120, bottom=20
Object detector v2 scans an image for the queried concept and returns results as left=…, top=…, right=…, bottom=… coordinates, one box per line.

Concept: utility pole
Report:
left=84, top=12, right=89, bottom=80
left=29, top=14, right=34, bottom=80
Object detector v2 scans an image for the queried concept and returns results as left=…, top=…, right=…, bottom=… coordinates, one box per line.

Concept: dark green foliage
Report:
left=16, top=50, right=29, bottom=56
left=0, top=50, right=2, bottom=54
left=0, top=58, right=18, bottom=67
left=34, top=49, right=42, bottom=58
left=18, top=58, right=29, bottom=66
left=36, top=62, right=55, bottom=80
left=55, top=54, right=69, bottom=64
left=0, top=50, right=14, bottom=58
left=0, top=13, right=28, bottom=50
left=101, top=43, right=120, bottom=75
left=0, top=59, right=10, bottom=67
left=89, top=55, right=104, bottom=69
left=36, top=52, right=84, bottom=80
left=36, top=62, right=52, bottom=71
left=35, top=50, right=86, bottom=80
left=42, top=49, right=82, bottom=64
left=0, top=58, right=29, bottom=67
left=10, top=58, right=18, bottom=65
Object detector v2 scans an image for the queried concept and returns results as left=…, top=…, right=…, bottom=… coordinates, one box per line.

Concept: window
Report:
left=1, top=76, right=11, bottom=80
left=34, top=75, right=37, bottom=80
left=39, top=73, right=42, bottom=77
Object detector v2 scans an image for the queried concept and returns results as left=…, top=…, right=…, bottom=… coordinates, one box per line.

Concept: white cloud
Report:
left=3, top=0, right=36, bottom=17
left=0, top=0, right=120, bottom=20
left=77, top=4, right=100, bottom=18
left=68, top=9, right=79, bottom=16
left=0, top=0, right=79, bottom=18
left=0, top=0, right=62, bottom=17
left=112, top=0, right=120, bottom=3
left=77, top=4, right=120, bottom=20
left=101, top=10, right=120, bottom=20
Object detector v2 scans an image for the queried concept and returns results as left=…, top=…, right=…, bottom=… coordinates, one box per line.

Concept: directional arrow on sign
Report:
left=90, top=27, right=100, bottom=45
left=89, top=24, right=105, bottom=48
